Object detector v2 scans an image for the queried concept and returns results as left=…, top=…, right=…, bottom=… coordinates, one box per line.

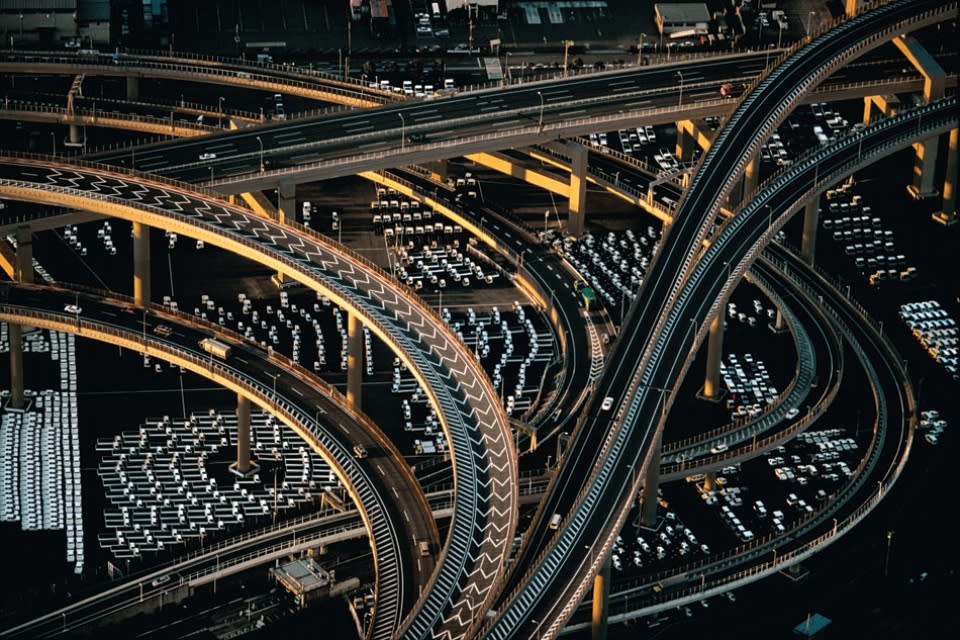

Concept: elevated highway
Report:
left=0, top=49, right=396, bottom=108
left=0, top=281, right=437, bottom=640
left=0, top=157, right=517, bottom=640
left=481, top=0, right=955, bottom=628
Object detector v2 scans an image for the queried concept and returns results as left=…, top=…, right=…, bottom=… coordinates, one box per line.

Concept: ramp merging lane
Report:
left=0, top=158, right=517, bottom=640
left=0, top=281, right=439, bottom=639
left=481, top=1, right=956, bottom=635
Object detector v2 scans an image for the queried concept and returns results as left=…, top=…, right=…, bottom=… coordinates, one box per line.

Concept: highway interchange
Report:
left=0, top=1, right=956, bottom=638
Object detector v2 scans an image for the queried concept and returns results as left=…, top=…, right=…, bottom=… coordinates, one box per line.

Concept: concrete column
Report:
left=425, top=159, right=450, bottom=183
left=230, top=394, right=259, bottom=477
left=591, top=556, right=611, bottom=640
left=771, top=308, right=787, bottom=333
left=862, top=94, right=900, bottom=126
left=346, top=312, right=362, bottom=410
left=68, top=124, right=82, bottom=146
left=702, top=471, right=717, bottom=491
left=272, top=179, right=296, bottom=287
left=567, top=142, right=588, bottom=238
left=675, top=120, right=696, bottom=163
left=8, top=323, right=24, bottom=409
left=640, top=426, right=662, bottom=527
left=276, top=179, right=295, bottom=226
left=844, top=0, right=867, bottom=16
left=132, top=222, right=150, bottom=307
left=934, top=128, right=958, bottom=225
left=742, top=151, right=760, bottom=202
left=892, top=35, right=945, bottom=200
left=701, top=315, right=725, bottom=401
left=800, top=199, right=820, bottom=265
left=125, top=76, right=139, bottom=100
left=14, top=226, right=33, bottom=284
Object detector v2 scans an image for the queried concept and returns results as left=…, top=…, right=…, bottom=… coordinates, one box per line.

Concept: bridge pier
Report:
left=640, top=426, right=662, bottom=527
left=8, top=324, right=24, bottom=409
left=7, top=226, right=33, bottom=410
left=347, top=312, right=363, bottom=411
left=934, top=128, right=958, bottom=226
left=675, top=120, right=698, bottom=163
left=844, top=0, right=868, bottom=16
left=68, top=124, right=82, bottom=147
left=727, top=150, right=760, bottom=209
left=862, top=94, right=900, bottom=125
left=892, top=34, right=946, bottom=200
left=424, top=159, right=450, bottom=183
left=702, top=471, right=717, bottom=492
left=229, top=394, right=259, bottom=477
left=699, top=315, right=726, bottom=402
left=132, top=221, right=151, bottom=307
left=567, top=142, right=588, bottom=238
left=591, top=555, right=611, bottom=640
left=271, top=179, right=296, bottom=288
left=800, top=200, right=820, bottom=265
left=125, top=76, right=139, bottom=101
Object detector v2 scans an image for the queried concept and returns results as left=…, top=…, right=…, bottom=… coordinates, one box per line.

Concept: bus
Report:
left=198, top=338, right=231, bottom=359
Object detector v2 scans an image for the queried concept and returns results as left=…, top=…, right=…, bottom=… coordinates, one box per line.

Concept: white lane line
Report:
left=205, top=142, right=236, bottom=151
left=292, top=387, right=304, bottom=397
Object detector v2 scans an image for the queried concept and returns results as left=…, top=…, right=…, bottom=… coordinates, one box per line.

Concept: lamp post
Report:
left=884, top=530, right=894, bottom=576
left=544, top=210, right=549, bottom=236
left=765, top=43, right=775, bottom=68
left=50, top=132, right=56, bottom=157
left=637, top=33, right=645, bottom=64
left=209, top=166, right=214, bottom=183
left=218, top=96, right=224, bottom=128
left=537, top=91, right=544, bottom=131
left=398, top=112, right=405, bottom=150
left=256, top=136, right=264, bottom=174
left=777, top=22, right=783, bottom=49
left=562, top=40, right=574, bottom=77
left=676, top=71, right=684, bottom=107
left=806, top=11, right=816, bottom=36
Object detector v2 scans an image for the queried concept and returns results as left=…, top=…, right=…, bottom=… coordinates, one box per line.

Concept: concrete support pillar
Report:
left=675, top=120, right=697, bottom=163
left=276, top=179, right=295, bottom=226
left=892, top=34, right=945, bottom=200
left=800, top=199, right=820, bottom=265
left=346, top=312, right=363, bottom=411
left=272, top=179, right=296, bottom=287
left=230, top=394, right=259, bottom=477
left=702, top=471, right=717, bottom=491
left=844, top=0, right=866, bottom=16
left=425, top=159, right=450, bottom=183
left=14, top=226, right=33, bottom=284
left=742, top=152, right=760, bottom=202
left=771, top=308, right=787, bottom=334
left=701, top=315, right=725, bottom=401
left=862, top=94, right=900, bottom=126
left=640, top=426, right=662, bottom=527
left=908, top=136, right=941, bottom=200
left=8, top=323, right=24, bottom=409
left=125, top=76, right=139, bottom=100
left=567, top=142, right=588, bottom=238
left=934, top=128, right=958, bottom=226
left=132, top=222, right=150, bottom=307
left=591, top=556, right=611, bottom=640
left=68, top=124, right=82, bottom=146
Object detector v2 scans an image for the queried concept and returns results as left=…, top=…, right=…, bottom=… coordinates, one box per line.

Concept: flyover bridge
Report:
left=0, top=156, right=517, bottom=640
left=481, top=0, right=955, bottom=634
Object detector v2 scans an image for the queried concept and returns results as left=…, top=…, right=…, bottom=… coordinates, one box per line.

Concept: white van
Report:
left=549, top=513, right=561, bottom=530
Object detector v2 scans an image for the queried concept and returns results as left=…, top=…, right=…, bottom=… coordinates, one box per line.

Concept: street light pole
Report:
left=544, top=210, right=549, bottom=236
left=256, top=136, right=264, bottom=174
left=676, top=71, right=684, bottom=107
left=807, top=11, right=816, bottom=36
left=50, top=132, right=56, bottom=157
left=537, top=91, right=544, bottom=131
left=398, top=112, right=405, bottom=150
left=563, top=40, right=573, bottom=77
left=637, top=33, right=644, bottom=64
left=218, top=96, right=224, bottom=128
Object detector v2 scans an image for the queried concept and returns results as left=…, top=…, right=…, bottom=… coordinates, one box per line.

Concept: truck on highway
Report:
left=198, top=338, right=231, bottom=359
